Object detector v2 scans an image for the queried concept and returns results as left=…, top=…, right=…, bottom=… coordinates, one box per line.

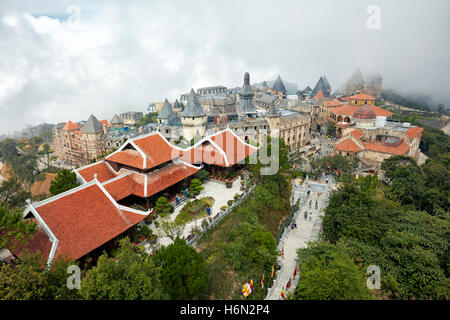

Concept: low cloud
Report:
left=0, top=0, right=449, bottom=134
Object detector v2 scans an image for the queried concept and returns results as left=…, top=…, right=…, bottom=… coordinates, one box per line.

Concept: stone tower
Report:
left=181, top=89, right=207, bottom=142
left=365, top=72, right=383, bottom=99
left=237, top=72, right=257, bottom=120
left=345, top=68, right=365, bottom=95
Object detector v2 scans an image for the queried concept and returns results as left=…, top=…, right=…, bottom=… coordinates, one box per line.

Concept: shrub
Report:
left=190, top=179, right=204, bottom=196
left=227, top=200, right=233, bottom=206
left=154, top=196, right=172, bottom=217
left=221, top=205, right=228, bottom=211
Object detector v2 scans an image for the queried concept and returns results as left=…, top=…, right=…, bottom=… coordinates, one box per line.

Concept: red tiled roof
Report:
left=325, top=100, right=342, bottom=107
left=63, top=121, right=78, bottom=131
left=33, top=183, right=146, bottom=261
left=76, top=161, right=117, bottom=183
left=102, top=174, right=135, bottom=200
left=105, top=134, right=183, bottom=170
left=330, top=104, right=392, bottom=117
left=132, top=134, right=181, bottom=168
left=144, top=163, right=198, bottom=197
left=103, top=163, right=199, bottom=200
left=331, top=104, right=360, bottom=116
left=100, top=120, right=112, bottom=127
left=210, top=130, right=258, bottom=166
left=351, top=128, right=364, bottom=139
left=314, top=90, right=324, bottom=99
left=335, top=139, right=363, bottom=152
left=181, top=143, right=227, bottom=166
left=106, top=149, right=146, bottom=170
left=347, top=93, right=376, bottom=101
left=363, top=141, right=410, bottom=155
left=406, top=126, right=423, bottom=140
left=5, top=223, right=52, bottom=262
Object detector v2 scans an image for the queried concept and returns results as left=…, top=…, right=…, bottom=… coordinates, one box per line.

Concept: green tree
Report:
left=293, top=242, right=370, bottom=300
left=154, top=196, right=172, bottom=217
left=137, top=112, right=158, bottom=127
left=189, top=178, right=204, bottom=196
left=0, top=253, right=47, bottom=300
left=153, top=237, right=208, bottom=299
left=327, top=121, right=336, bottom=138
left=0, top=176, right=31, bottom=209
left=49, top=169, right=80, bottom=196
left=79, top=238, right=166, bottom=300
left=0, top=204, right=37, bottom=250
left=38, top=143, right=53, bottom=169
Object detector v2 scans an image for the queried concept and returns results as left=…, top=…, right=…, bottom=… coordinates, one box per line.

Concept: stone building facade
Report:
left=52, top=115, right=107, bottom=166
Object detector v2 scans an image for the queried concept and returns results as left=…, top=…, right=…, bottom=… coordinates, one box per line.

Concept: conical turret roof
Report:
left=182, top=89, right=206, bottom=117
left=323, top=76, right=331, bottom=90
left=81, top=114, right=104, bottom=134
left=158, top=98, right=174, bottom=119
left=172, top=99, right=182, bottom=110
left=272, top=75, right=287, bottom=94
left=110, top=114, right=123, bottom=124
left=311, top=76, right=330, bottom=98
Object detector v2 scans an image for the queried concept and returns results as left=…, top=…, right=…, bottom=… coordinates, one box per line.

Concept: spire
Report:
left=158, top=98, right=174, bottom=119
left=81, top=115, right=103, bottom=134
left=182, top=89, right=206, bottom=117
left=311, top=76, right=330, bottom=98
left=237, top=72, right=257, bottom=119
left=272, top=75, right=287, bottom=94
left=110, top=114, right=123, bottom=124
left=172, top=99, right=182, bottom=110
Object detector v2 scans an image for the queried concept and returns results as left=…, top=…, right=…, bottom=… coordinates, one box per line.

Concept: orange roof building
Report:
left=21, top=181, right=150, bottom=266
left=21, top=128, right=259, bottom=267
left=334, top=120, right=423, bottom=171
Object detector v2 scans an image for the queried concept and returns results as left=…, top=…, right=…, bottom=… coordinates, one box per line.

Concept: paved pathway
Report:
left=145, top=177, right=243, bottom=251
left=266, top=177, right=332, bottom=300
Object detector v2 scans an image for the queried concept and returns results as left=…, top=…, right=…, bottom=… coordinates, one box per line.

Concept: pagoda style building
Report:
left=14, top=128, right=257, bottom=268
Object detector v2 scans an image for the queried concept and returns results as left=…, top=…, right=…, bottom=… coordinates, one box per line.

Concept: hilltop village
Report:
left=1, top=69, right=448, bottom=301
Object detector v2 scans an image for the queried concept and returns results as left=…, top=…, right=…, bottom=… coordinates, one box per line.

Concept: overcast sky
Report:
left=0, top=0, right=449, bottom=134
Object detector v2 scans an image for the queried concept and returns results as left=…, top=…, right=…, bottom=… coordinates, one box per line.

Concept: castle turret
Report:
left=237, top=72, right=257, bottom=120
left=181, top=89, right=207, bottom=142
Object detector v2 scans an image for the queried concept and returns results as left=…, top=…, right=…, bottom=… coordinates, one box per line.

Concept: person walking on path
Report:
left=304, top=211, right=308, bottom=220
left=206, top=205, right=211, bottom=216
left=309, top=213, right=312, bottom=221
left=175, top=194, right=179, bottom=206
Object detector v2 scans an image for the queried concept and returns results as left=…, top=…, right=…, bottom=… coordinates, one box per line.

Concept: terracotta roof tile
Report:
left=63, top=121, right=78, bottom=131
left=347, top=93, right=376, bottom=100
left=363, top=141, right=410, bottom=155
left=102, top=163, right=199, bottom=200
left=210, top=130, right=258, bottom=166
left=313, top=90, right=324, bottom=99
left=34, top=183, right=146, bottom=261
left=335, top=139, right=363, bottom=152
left=132, top=134, right=181, bottom=169
left=331, top=104, right=392, bottom=117
left=76, top=161, right=117, bottom=183
left=406, top=126, right=423, bottom=139
left=106, top=149, right=146, bottom=169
